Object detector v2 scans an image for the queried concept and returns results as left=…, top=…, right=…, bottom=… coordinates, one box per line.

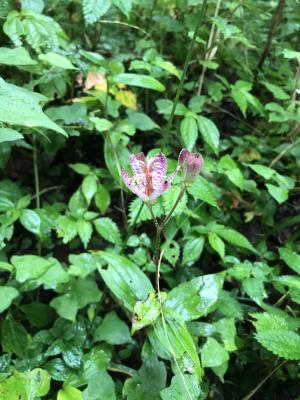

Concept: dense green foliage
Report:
left=0, top=0, right=300, bottom=398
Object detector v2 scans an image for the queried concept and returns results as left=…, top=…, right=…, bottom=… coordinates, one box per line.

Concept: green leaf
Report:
left=132, top=291, right=161, bottom=334
left=0, top=286, right=19, bottom=312
left=57, top=216, right=77, bottom=244
left=182, top=236, right=205, bottom=266
left=0, top=78, right=66, bottom=135
left=94, top=217, right=122, bottom=245
left=160, top=373, right=201, bottom=400
left=218, top=155, right=244, bottom=190
left=180, top=115, right=198, bottom=151
left=70, top=163, right=91, bottom=175
left=50, top=293, right=78, bottom=322
left=39, top=52, right=76, bottom=69
left=208, top=232, right=225, bottom=259
left=197, top=115, right=219, bottom=154
left=20, top=209, right=41, bottom=235
left=242, top=278, right=267, bottom=305
left=212, top=224, right=256, bottom=252
left=76, top=219, right=93, bottom=249
left=213, top=318, right=237, bottom=352
left=1, top=315, right=30, bottom=358
left=0, top=368, right=50, bottom=400
left=187, top=175, right=218, bottom=208
left=94, top=311, right=132, bottom=344
left=99, top=252, right=153, bottom=311
left=0, top=46, right=37, bottom=65
left=249, top=164, right=275, bottom=180
left=279, top=247, right=300, bottom=275
left=153, top=314, right=202, bottom=379
left=123, top=350, right=166, bottom=400
left=255, top=329, right=300, bottom=360
left=128, top=198, right=164, bottom=224
left=266, top=183, right=288, bottom=204
left=163, top=186, right=187, bottom=217
left=0, top=128, right=24, bottom=143
left=201, top=337, right=229, bottom=368
left=112, top=0, right=132, bottom=17
left=113, top=73, right=165, bottom=92
left=95, top=184, right=110, bottom=214
left=58, top=386, right=83, bottom=400
left=127, top=110, right=159, bottom=131
left=90, top=117, right=113, bottom=132
left=164, top=273, right=225, bottom=321
left=11, top=255, right=51, bottom=283
left=83, top=0, right=111, bottom=24
left=82, top=175, right=98, bottom=204
left=262, top=81, right=289, bottom=100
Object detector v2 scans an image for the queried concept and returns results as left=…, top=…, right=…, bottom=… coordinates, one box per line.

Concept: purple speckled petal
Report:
left=130, top=152, right=145, bottom=176
left=148, top=166, right=179, bottom=201
left=148, top=153, right=167, bottom=189
left=121, top=169, right=149, bottom=201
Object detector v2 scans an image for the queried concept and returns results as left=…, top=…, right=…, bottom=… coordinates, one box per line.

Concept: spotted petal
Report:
left=149, top=166, right=179, bottom=201
left=121, top=169, right=149, bottom=201
left=130, top=152, right=145, bottom=176
left=148, top=153, right=167, bottom=189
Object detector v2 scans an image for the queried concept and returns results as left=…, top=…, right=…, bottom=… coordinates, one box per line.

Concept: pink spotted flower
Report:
left=179, top=148, right=204, bottom=184
left=121, top=152, right=178, bottom=202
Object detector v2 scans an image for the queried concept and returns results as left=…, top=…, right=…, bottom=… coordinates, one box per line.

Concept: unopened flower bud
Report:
left=179, top=148, right=204, bottom=184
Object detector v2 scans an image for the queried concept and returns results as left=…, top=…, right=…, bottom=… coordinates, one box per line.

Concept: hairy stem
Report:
left=162, top=0, right=208, bottom=149
left=32, top=135, right=41, bottom=256
left=163, top=187, right=186, bottom=226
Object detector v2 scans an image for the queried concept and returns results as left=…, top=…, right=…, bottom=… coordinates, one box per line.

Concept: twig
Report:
left=241, top=360, right=288, bottom=400
left=99, top=19, right=148, bottom=36
left=269, top=137, right=300, bottom=167
left=255, top=0, right=286, bottom=79
left=31, top=185, right=61, bottom=200
left=162, top=0, right=208, bottom=149
left=197, top=0, right=221, bottom=95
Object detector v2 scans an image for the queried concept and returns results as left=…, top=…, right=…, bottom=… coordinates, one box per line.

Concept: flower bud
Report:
left=179, top=148, right=204, bottom=184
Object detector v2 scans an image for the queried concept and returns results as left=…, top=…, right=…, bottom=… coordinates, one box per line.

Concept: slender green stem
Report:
left=32, top=135, right=40, bottom=209
left=162, top=0, right=208, bottom=149
left=154, top=226, right=162, bottom=276
left=32, top=135, right=41, bottom=256
left=163, top=187, right=186, bottom=226
left=147, top=203, right=159, bottom=227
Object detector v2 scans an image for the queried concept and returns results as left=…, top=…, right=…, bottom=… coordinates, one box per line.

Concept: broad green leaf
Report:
left=0, top=286, right=19, bottom=312
left=213, top=318, right=237, bottom=352
left=155, top=99, right=187, bottom=116
left=249, top=164, right=275, bottom=180
left=266, top=183, right=288, bottom=204
left=57, top=216, right=77, bottom=244
left=76, top=219, right=93, bottom=249
left=132, top=291, right=161, bottom=334
left=187, top=175, right=218, bottom=208
left=275, top=275, right=300, bottom=289
left=164, top=273, right=225, bottom=321
left=262, top=81, right=289, bottom=100
left=0, top=78, right=66, bottom=135
left=218, top=155, right=244, bottom=190
left=0, top=128, right=24, bottom=143
left=94, top=217, right=122, bottom=245
left=113, top=73, right=165, bottom=92
left=20, top=209, right=41, bottom=235
left=21, top=0, right=44, bottom=13
left=83, top=0, right=111, bottom=24
left=242, top=278, right=267, bottom=305
left=94, top=311, right=132, bottom=344
left=180, top=115, right=198, bottom=151
left=11, top=254, right=51, bottom=283
left=212, top=224, right=255, bottom=252
left=1, top=315, right=30, bottom=358
left=39, top=52, right=76, bottom=69
left=21, top=302, right=51, bottom=328
left=50, top=293, right=78, bottom=322
left=127, top=110, right=159, bottom=131
left=69, top=163, right=91, bottom=175
left=282, top=48, right=300, bottom=62
left=201, top=337, right=229, bottom=368
left=279, top=247, right=300, bottom=275
left=112, top=0, right=132, bottom=17
left=160, top=373, right=201, bottom=400
left=58, top=386, right=83, bottom=400
left=123, top=351, right=166, bottom=400
left=0, top=368, right=50, bottom=400
left=74, top=278, right=102, bottom=309
left=82, top=175, right=98, bottom=204
left=208, top=232, right=225, bottom=259
left=153, top=314, right=202, bottom=379
left=197, top=115, right=219, bottom=154
left=95, top=184, right=110, bottom=214
left=255, top=329, right=300, bottom=360
left=98, top=251, right=153, bottom=311
left=182, top=236, right=205, bottom=266
left=0, top=46, right=37, bottom=65
left=90, top=117, right=113, bottom=132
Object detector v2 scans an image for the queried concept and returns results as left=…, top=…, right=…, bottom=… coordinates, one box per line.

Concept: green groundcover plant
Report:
left=0, top=0, right=300, bottom=399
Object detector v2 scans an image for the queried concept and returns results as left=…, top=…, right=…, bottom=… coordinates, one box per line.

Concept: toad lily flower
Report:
left=121, top=152, right=178, bottom=202
left=179, top=148, right=204, bottom=184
